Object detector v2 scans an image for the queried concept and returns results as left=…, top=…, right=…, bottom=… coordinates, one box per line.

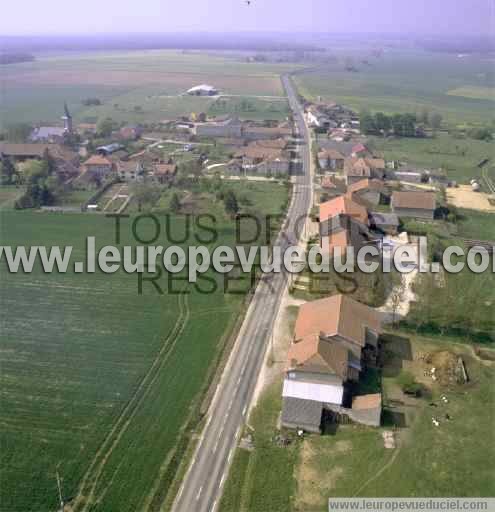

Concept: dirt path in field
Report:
left=351, top=438, right=402, bottom=497
left=72, top=291, right=190, bottom=512
left=446, top=185, right=495, bottom=212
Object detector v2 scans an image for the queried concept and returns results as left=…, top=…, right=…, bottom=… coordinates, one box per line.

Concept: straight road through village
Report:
left=171, top=74, right=312, bottom=512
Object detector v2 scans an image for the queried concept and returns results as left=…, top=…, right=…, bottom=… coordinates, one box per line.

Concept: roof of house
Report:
left=288, top=333, right=349, bottom=379
left=352, top=393, right=382, bottom=410
left=345, top=157, right=385, bottom=178
left=116, top=160, right=141, bottom=172
left=391, top=191, right=436, bottom=211
left=281, top=397, right=323, bottom=430
left=252, top=138, right=288, bottom=150
left=83, top=154, right=112, bottom=166
left=243, top=126, right=292, bottom=136
left=30, top=126, right=66, bottom=140
left=321, top=176, right=339, bottom=189
left=294, top=294, right=382, bottom=347
left=347, top=178, right=385, bottom=195
left=352, top=143, right=369, bottom=154
left=234, top=145, right=284, bottom=160
left=318, top=148, right=345, bottom=160
left=153, top=163, right=177, bottom=175
left=321, top=216, right=371, bottom=253
left=319, top=195, right=369, bottom=225
left=369, top=212, right=400, bottom=226
left=283, top=377, right=344, bottom=405
left=0, top=143, right=50, bottom=158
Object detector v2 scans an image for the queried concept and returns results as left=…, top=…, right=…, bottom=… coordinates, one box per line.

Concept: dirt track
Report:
left=446, top=185, right=495, bottom=212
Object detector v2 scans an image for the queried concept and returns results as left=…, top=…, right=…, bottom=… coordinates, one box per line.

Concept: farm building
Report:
left=242, top=124, right=292, bottom=141
left=344, top=157, right=385, bottom=185
left=319, top=195, right=369, bottom=226
left=391, top=191, right=436, bottom=219
left=230, top=144, right=290, bottom=177
left=319, top=195, right=372, bottom=253
left=281, top=294, right=383, bottom=433
left=305, top=105, right=336, bottom=130
left=96, top=143, right=124, bottom=156
left=394, top=170, right=425, bottom=184
left=318, top=149, right=345, bottom=171
left=187, top=84, right=218, bottom=96
left=369, top=212, right=400, bottom=235
left=315, top=176, right=346, bottom=203
left=0, top=143, right=50, bottom=161
left=83, top=154, right=114, bottom=178
left=194, top=116, right=242, bottom=138
left=347, top=178, right=387, bottom=207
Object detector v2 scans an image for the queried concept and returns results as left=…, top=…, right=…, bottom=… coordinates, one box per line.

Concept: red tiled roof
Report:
left=83, top=154, right=112, bottom=166
left=319, top=196, right=369, bottom=225
left=294, top=294, right=382, bottom=348
left=392, top=191, right=436, bottom=211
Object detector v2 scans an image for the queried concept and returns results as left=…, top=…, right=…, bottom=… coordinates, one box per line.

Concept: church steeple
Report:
left=62, top=102, right=73, bottom=133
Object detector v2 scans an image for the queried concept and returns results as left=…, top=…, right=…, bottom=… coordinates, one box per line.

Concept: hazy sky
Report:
left=1, top=0, right=493, bottom=36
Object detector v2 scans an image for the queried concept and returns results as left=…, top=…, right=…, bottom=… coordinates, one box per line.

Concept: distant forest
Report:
left=0, top=34, right=322, bottom=53
left=0, top=52, right=35, bottom=64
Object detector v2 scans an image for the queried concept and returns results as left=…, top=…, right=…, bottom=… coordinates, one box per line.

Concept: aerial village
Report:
left=0, top=84, right=481, bottom=439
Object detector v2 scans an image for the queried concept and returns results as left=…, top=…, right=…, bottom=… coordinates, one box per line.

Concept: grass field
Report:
left=369, top=133, right=493, bottom=184
left=455, top=208, right=495, bottom=240
left=0, top=185, right=25, bottom=210
left=0, top=182, right=288, bottom=511
left=1, top=50, right=299, bottom=127
left=220, top=333, right=495, bottom=511
left=294, top=50, right=495, bottom=125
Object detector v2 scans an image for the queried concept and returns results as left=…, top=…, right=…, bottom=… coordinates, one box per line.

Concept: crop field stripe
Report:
left=73, top=289, right=190, bottom=511
left=79, top=290, right=190, bottom=511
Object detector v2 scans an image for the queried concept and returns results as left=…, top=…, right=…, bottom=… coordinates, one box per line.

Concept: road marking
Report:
left=228, top=447, right=234, bottom=462
left=177, top=483, right=185, bottom=500
left=213, top=436, right=221, bottom=453
left=211, top=498, right=218, bottom=512
left=242, top=405, right=247, bottom=416
left=220, top=472, right=227, bottom=487
left=196, top=486, right=203, bottom=500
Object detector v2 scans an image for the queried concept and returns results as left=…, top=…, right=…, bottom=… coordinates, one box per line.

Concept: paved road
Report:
left=171, top=74, right=312, bottom=512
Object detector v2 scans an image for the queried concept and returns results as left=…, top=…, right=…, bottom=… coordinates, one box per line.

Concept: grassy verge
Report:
left=219, top=380, right=299, bottom=512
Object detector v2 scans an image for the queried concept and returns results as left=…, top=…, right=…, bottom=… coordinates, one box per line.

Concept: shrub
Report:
left=397, top=371, right=422, bottom=396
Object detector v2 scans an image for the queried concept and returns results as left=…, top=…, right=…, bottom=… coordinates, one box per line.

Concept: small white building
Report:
left=187, top=84, right=219, bottom=96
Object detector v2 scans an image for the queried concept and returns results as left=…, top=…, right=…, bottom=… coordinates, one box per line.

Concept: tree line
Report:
left=360, top=109, right=443, bottom=137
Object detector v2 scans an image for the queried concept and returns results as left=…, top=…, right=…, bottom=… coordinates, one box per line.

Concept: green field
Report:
left=0, top=185, right=25, bottom=210
left=369, top=133, right=493, bottom=184
left=456, top=208, right=495, bottom=240
left=1, top=50, right=298, bottom=127
left=0, top=181, right=288, bottom=511
left=294, top=50, right=495, bottom=125
left=220, top=333, right=495, bottom=511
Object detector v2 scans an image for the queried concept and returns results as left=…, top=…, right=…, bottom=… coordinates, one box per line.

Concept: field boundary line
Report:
left=83, top=292, right=191, bottom=510
left=72, top=290, right=189, bottom=511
